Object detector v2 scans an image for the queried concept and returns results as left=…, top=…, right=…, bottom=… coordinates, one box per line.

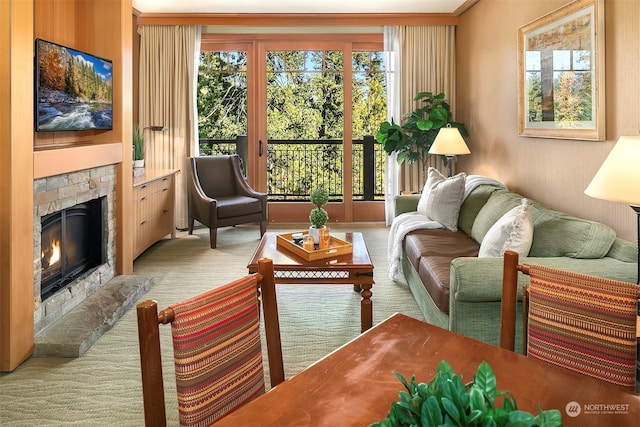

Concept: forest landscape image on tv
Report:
left=36, top=39, right=113, bottom=131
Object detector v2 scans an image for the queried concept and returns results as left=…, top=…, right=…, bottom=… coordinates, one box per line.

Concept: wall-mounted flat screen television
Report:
left=35, top=38, right=113, bottom=132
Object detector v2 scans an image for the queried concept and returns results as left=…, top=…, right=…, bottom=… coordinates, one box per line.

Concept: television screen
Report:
left=35, top=39, right=113, bottom=132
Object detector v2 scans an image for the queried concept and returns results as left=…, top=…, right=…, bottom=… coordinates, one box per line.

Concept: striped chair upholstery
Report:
left=526, top=265, right=638, bottom=389
left=137, top=258, right=284, bottom=427
left=500, top=250, right=639, bottom=390
left=170, top=275, right=265, bottom=426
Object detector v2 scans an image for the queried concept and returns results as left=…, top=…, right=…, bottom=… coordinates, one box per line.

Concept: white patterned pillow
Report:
left=417, top=167, right=466, bottom=231
left=479, top=198, right=533, bottom=258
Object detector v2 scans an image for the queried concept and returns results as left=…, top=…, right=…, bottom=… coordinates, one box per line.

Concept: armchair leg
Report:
left=188, top=218, right=194, bottom=235
left=260, top=220, right=267, bottom=237
left=209, top=228, right=217, bottom=249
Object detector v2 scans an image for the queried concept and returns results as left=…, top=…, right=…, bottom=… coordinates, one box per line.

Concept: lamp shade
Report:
left=584, top=136, right=640, bottom=206
left=428, top=127, right=470, bottom=156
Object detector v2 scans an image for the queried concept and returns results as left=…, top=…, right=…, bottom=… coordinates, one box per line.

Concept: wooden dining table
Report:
left=214, top=313, right=640, bottom=426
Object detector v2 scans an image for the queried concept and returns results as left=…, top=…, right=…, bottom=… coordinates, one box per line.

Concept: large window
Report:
left=197, top=50, right=247, bottom=153
left=197, top=34, right=387, bottom=216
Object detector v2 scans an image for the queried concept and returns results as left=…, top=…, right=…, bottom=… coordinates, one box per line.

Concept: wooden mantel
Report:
left=34, top=144, right=123, bottom=179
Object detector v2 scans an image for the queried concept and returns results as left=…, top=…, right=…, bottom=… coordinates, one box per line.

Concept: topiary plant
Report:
left=309, top=187, right=329, bottom=229
left=370, top=360, right=562, bottom=427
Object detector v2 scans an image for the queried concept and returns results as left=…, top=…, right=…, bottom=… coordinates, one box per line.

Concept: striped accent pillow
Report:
left=170, top=275, right=264, bottom=426
left=527, top=265, right=639, bottom=389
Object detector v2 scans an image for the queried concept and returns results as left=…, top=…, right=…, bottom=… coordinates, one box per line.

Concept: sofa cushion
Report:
left=471, top=190, right=523, bottom=243
left=470, top=190, right=616, bottom=259
left=457, top=184, right=501, bottom=236
left=404, top=229, right=479, bottom=313
left=527, top=201, right=616, bottom=258
left=417, top=168, right=466, bottom=231
left=479, top=198, right=533, bottom=258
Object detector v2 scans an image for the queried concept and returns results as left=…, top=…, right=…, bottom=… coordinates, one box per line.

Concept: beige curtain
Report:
left=396, top=25, right=456, bottom=193
left=138, top=25, right=201, bottom=229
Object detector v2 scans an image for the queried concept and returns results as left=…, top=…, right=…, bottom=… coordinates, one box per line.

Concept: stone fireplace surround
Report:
left=32, top=164, right=153, bottom=358
left=33, top=166, right=117, bottom=335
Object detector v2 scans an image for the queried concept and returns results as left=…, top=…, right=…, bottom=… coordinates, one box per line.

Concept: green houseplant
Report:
left=371, top=361, right=562, bottom=427
left=308, top=187, right=329, bottom=242
left=375, top=92, right=468, bottom=175
left=133, top=125, right=144, bottom=168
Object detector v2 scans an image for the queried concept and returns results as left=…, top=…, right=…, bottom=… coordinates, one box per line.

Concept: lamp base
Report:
left=445, top=155, right=455, bottom=177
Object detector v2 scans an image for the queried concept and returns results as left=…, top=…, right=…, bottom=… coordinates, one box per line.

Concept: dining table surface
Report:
left=214, top=313, right=640, bottom=427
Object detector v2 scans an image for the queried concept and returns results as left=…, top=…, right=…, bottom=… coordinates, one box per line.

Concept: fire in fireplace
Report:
left=40, top=197, right=106, bottom=301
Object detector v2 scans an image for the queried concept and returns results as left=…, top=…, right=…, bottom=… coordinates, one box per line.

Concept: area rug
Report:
left=0, top=223, right=424, bottom=426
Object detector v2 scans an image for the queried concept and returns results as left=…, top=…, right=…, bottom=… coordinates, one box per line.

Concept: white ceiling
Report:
left=133, top=0, right=470, bottom=14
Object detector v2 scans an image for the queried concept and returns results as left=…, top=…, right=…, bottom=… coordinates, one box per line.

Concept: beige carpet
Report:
left=0, top=223, right=424, bottom=426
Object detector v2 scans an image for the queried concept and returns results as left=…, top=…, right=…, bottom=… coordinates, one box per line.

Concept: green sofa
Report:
left=394, top=184, right=638, bottom=350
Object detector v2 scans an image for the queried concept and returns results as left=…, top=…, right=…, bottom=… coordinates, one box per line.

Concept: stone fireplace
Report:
left=33, top=166, right=116, bottom=335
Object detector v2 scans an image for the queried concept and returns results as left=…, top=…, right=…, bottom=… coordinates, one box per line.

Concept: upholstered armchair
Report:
left=187, top=155, right=267, bottom=249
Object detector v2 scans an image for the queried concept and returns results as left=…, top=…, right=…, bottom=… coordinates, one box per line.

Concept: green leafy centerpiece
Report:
left=371, top=361, right=562, bottom=427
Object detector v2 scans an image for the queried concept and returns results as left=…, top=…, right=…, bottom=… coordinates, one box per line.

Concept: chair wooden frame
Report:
left=136, top=258, right=284, bottom=426
left=499, top=250, right=530, bottom=352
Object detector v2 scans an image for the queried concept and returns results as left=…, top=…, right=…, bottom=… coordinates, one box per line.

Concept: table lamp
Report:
left=428, top=125, right=470, bottom=177
left=584, top=136, right=640, bottom=284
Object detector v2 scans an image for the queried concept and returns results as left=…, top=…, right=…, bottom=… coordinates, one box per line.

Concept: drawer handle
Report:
left=141, top=184, right=147, bottom=189
left=140, top=196, right=148, bottom=201
left=162, top=178, right=169, bottom=182
left=140, top=220, right=148, bottom=225
left=163, top=209, right=169, bottom=213
left=162, top=188, right=168, bottom=192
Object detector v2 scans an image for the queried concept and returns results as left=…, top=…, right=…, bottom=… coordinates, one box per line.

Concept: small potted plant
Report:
left=371, top=360, right=562, bottom=427
left=133, top=125, right=144, bottom=169
left=308, top=187, right=329, bottom=243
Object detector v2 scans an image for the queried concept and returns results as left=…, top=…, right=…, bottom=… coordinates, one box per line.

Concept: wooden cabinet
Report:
left=133, top=169, right=178, bottom=259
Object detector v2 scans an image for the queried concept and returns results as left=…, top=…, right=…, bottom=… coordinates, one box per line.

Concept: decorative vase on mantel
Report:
left=309, top=187, right=329, bottom=243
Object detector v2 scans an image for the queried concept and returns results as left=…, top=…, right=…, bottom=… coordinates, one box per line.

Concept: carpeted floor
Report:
left=0, top=223, right=423, bottom=426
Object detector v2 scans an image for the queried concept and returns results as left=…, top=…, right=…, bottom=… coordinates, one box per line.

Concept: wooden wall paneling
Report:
left=1, top=0, right=35, bottom=372
left=117, top=0, right=134, bottom=274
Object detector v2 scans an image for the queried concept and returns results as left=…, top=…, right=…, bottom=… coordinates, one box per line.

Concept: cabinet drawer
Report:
left=134, top=175, right=173, bottom=200
left=133, top=170, right=177, bottom=259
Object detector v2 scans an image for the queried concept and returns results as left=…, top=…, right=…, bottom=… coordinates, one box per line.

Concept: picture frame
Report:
left=518, top=0, right=605, bottom=140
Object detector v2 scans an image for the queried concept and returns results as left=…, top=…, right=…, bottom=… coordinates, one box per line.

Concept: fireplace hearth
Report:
left=40, top=197, right=106, bottom=301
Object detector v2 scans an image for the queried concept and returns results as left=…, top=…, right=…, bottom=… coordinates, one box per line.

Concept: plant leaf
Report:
left=441, top=397, right=462, bottom=426
left=474, top=361, right=497, bottom=406
left=421, top=395, right=443, bottom=427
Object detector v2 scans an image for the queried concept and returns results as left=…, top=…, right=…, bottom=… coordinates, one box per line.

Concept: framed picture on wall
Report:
left=518, top=0, right=605, bottom=140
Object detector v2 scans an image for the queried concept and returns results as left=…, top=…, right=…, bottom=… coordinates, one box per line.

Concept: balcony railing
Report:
left=199, top=136, right=386, bottom=201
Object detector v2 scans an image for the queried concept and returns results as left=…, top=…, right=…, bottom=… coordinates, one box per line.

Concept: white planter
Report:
left=133, top=159, right=145, bottom=169
left=308, top=225, right=325, bottom=244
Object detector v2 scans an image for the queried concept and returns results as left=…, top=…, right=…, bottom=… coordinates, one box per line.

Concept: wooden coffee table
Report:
left=247, top=231, right=374, bottom=332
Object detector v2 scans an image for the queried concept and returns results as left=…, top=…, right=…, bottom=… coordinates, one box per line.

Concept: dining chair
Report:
left=187, top=155, right=267, bottom=249
left=500, top=250, right=639, bottom=390
left=136, top=257, right=284, bottom=426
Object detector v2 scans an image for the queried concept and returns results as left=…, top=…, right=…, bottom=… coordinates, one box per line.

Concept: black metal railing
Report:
left=199, top=136, right=386, bottom=201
